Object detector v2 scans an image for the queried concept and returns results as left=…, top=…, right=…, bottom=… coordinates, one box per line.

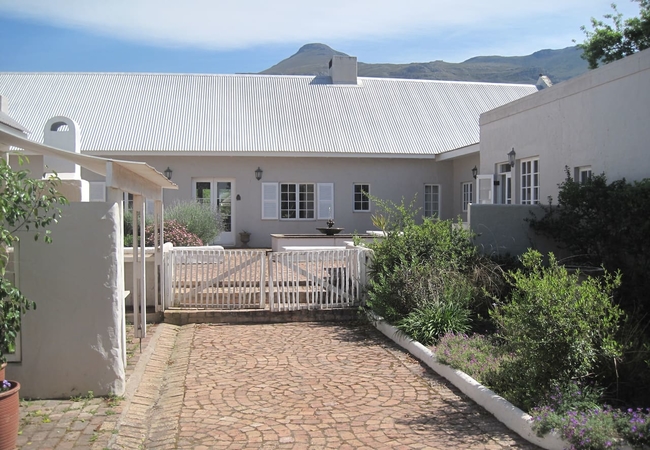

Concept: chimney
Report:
left=536, top=74, right=553, bottom=90
left=329, top=55, right=358, bottom=85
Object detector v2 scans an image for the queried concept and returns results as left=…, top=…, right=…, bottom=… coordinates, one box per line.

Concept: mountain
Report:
left=261, top=43, right=348, bottom=76
left=260, top=43, right=589, bottom=85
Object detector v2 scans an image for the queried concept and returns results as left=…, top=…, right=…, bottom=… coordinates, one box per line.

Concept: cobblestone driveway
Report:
left=113, top=322, right=538, bottom=449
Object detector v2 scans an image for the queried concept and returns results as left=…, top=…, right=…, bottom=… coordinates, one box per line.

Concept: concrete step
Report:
left=164, top=307, right=360, bottom=325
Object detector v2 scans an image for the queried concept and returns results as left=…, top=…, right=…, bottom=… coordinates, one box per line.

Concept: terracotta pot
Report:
left=0, top=381, right=20, bottom=450
left=0, top=363, right=5, bottom=381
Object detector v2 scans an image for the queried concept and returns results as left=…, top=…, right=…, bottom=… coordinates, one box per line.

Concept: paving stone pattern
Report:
left=16, top=322, right=541, bottom=449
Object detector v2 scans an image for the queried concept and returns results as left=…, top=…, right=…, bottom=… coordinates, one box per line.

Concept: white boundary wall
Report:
left=7, top=202, right=126, bottom=398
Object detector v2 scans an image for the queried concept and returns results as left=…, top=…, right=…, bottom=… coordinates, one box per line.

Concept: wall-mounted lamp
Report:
left=236, top=194, right=241, bottom=201
left=471, top=166, right=478, bottom=179
left=255, top=167, right=263, bottom=181
left=164, top=167, right=173, bottom=180
left=508, top=148, right=516, bottom=168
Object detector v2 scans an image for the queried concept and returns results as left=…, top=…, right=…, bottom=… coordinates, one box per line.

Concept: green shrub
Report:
left=490, top=250, right=624, bottom=411
left=528, top=171, right=650, bottom=317
left=397, top=303, right=471, bottom=346
left=366, top=197, right=479, bottom=323
left=165, top=201, right=222, bottom=245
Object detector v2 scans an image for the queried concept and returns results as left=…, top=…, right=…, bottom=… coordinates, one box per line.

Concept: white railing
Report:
left=269, top=249, right=364, bottom=311
left=165, top=247, right=369, bottom=310
left=167, top=248, right=266, bottom=309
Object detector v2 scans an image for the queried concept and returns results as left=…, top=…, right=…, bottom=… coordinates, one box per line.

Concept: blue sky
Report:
left=0, top=0, right=642, bottom=74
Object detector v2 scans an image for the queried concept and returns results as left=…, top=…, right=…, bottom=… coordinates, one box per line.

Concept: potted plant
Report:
left=0, top=158, right=67, bottom=449
left=239, top=230, right=251, bottom=248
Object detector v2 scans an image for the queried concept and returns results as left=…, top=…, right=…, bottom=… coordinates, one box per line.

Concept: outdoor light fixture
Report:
left=164, top=167, right=173, bottom=180
left=255, top=167, right=263, bottom=181
left=508, top=148, right=516, bottom=168
left=472, top=166, right=478, bottom=179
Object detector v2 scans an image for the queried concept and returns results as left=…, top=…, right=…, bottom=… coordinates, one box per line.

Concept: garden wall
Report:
left=7, top=202, right=126, bottom=399
left=469, top=204, right=566, bottom=258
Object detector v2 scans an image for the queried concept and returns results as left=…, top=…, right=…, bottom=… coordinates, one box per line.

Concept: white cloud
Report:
left=0, top=0, right=641, bottom=51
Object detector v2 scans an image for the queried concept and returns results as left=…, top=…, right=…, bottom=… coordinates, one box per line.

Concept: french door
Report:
left=194, top=179, right=234, bottom=246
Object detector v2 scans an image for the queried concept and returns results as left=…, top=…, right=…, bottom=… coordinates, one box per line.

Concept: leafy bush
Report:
left=528, top=171, right=650, bottom=316
left=397, top=303, right=471, bottom=346
left=395, top=274, right=473, bottom=345
left=490, top=250, right=624, bottom=411
left=366, top=197, right=479, bottom=323
left=145, top=220, right=202, bottom=247
left=165, top=201, right=222, bottom=245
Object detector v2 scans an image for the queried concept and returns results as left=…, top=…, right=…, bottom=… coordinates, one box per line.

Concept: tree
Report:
left=578, top=0, right=650, bottom=69
left=0, top=157, right=68, bottom=363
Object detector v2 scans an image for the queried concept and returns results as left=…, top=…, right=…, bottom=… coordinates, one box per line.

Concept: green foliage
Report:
left=578, top=0, right=650, bottom=69
left=0, top=158, right=68, bottom=364
left=528, top=171, right=650, bottom=315
left=365, top=197, right=478, bottom=323
left=490, top=250, right=623, bottom=411
left=164, top=200, right=222, bottom=245
left=397, top=304, right=470, bottom=346
left=529, top=171, right=650, bottom=406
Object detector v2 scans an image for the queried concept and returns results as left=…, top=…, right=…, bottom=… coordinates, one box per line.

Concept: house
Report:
left=470, top=47, right=650, bottom=256
left=0, top=56, right=538, bottom=247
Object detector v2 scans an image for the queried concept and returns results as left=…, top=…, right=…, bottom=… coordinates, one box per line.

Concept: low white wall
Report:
left=123, top=249, right=156, bottom=308
left=370, top=314, right=568, bottom=450
left=7, top=202, right=125, bottom=399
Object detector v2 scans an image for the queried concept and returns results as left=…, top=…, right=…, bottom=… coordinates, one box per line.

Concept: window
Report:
left=521, top=158, right=540, bottom=205
left=262, top=183, right=333, bottom=221
left=353, top=183, right=370, bottom=212
left=424, top=185, right=440, bottom=217
left=462, top=182, right=473, bottom=211
left=281, top=183, right=315, bottom=219
left=576, top=166, right=592, bottom=184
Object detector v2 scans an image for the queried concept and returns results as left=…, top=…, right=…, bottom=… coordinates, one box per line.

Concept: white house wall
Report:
left=479, top=48, right=650, bottom=204
left=7, top=202, right=125, bottom=399
left=84, top=155, right=454, bottom=247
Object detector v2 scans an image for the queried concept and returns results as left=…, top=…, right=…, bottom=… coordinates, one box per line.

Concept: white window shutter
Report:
left=89, top=181, right=106, bottom=202
left=317, top=183, right=334, bottom=220
left=476, top=174, right=494, bottom=205
left=262, top=183, right=278, bottom=220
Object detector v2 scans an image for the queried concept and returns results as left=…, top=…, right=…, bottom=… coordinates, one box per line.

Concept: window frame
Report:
left=280, top=182, right=316, bottom=220
left=424, top=184, right=440, bottom=218
left=462, top=182, right=473, bottom=212
left=353, top=183, right=371, bottom=212
left=520, top=158, right=540, bottom=205
left=576, top=166, right=592, bottom=184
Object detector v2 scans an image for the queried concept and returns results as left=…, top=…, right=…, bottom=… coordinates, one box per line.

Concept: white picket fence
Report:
left=165, top=247, right=369, bottom=311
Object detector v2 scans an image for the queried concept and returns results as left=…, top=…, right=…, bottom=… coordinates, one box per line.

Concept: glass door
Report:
left=215, top=181, right=232, bottom=245
left=194, top=179, right=235, bottom=246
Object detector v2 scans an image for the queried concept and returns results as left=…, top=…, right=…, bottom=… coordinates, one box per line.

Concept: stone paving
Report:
left=16, top=321, right=541, bottom=449
left=16, top=324, right=157, bottom=449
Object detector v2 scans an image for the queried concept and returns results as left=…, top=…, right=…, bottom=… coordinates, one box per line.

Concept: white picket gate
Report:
left=165, top=247, right=369, bottom=311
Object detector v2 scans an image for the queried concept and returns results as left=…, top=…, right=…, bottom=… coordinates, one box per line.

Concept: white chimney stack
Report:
left=329, top=55, right=358, bottom=85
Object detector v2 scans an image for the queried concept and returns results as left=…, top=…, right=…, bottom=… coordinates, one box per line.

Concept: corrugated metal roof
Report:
left=0, top=73, right=537, bottom=156
left=0, top=109, right=29, bottom=133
